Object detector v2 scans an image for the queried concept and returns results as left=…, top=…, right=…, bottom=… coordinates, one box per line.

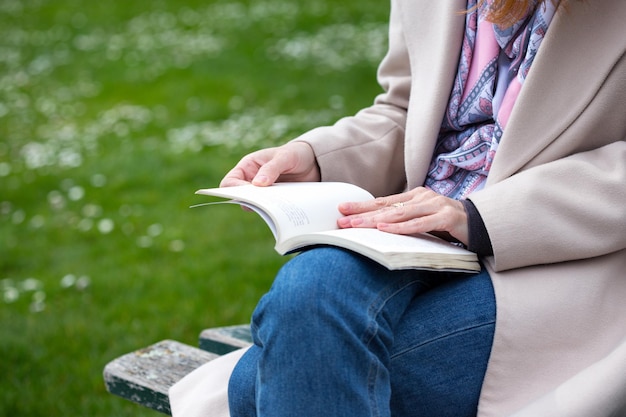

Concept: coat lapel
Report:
left=487, top=0, right=626, bottom=183
left=398, top=0, right=467, bottom=189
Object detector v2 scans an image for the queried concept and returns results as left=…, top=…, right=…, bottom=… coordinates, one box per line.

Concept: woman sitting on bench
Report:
left=173, top=0, right=626, bottom=415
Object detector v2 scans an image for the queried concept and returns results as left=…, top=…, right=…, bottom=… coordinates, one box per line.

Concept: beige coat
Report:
left=170, top=0, right=626, bottom=416
left=296, top=0, right=626, bottom=415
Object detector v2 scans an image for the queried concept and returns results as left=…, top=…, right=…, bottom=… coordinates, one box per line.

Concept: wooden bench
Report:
left=103, top=325, right=252, bottom=415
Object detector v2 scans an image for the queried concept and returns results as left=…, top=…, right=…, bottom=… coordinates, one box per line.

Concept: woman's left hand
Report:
left=337, top=187, right=469, bottom=246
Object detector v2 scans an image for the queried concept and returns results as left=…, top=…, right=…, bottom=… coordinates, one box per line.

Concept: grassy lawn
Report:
left=0, top=0, right=389, bottom=415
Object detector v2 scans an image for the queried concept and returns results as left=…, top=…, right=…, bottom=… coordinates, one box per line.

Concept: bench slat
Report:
left=104, top=340, right=218, bottom=415
left=199, top=324, right=252, bottom=355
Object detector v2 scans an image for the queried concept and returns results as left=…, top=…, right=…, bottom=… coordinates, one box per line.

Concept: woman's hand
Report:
left=337, top=187, right=469, bottom=246
left=220, top=141, right=321, bottom=187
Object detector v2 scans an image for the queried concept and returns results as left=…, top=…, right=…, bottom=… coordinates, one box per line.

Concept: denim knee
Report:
left=250, top=247, right=433, bottom=349
left=228, top=346, right=261, bottom=417
left=251, top=248, right=363, bottom=332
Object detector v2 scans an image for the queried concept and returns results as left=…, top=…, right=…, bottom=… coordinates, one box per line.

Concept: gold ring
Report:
left=392, top=202, right=404, bottom=208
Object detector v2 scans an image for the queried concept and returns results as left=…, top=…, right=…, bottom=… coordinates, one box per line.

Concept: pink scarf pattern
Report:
left=425, top=0, right=556, bottom=199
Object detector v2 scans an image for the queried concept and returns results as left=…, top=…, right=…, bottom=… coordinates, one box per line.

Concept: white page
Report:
left=195, top=182, right=374, bottom=243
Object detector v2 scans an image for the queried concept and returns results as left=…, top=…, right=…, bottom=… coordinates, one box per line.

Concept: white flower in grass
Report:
left=61, top=274, right=77, bottom=288
left=77, top=218, right=93, bottom=232
left=82, top=204, right=102, bottom=218
left=147, top=223, right=163, bottom=237
left=21, top=278, right=42, bottom=292
left=3, top=287, right=19, bottom=303
left=0, top=162, right=10, bottom=176
left=169, top=240, right=185, bottom=252
left=76, top=275, right=91, bottom=291
left=30, top=291, right=46, bottom=313
left=30, top=215, right=45, bottom=229
left=90, top=174, right=106, bottom=187
left=137, top=236, right=153, bottom=248
left=98, top=218, right=115, bottom=234
left=12, top=210, right=25, bottom=224
left=68, top=185, right=85, bottom=201
left=48, top=190, right=66, bottom=210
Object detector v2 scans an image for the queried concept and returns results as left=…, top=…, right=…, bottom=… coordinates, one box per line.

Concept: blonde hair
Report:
left=481, top=0, right=562, bottom=27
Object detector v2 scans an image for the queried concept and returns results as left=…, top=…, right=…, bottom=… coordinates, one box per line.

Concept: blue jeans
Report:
left=228, top=247, right=496, bottom=417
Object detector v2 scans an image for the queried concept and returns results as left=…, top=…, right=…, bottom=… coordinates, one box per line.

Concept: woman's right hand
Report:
left=219, top=141, right=321, bottom=187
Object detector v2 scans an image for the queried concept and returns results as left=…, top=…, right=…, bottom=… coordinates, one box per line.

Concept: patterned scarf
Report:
left=425, top=0, right=556, bottom=199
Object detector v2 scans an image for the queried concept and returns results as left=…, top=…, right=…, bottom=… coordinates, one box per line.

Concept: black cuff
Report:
left=461, top=199, right=493, bottom=256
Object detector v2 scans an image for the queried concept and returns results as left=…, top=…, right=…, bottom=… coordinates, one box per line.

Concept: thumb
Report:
left=252, top=161, right=281, bottom=186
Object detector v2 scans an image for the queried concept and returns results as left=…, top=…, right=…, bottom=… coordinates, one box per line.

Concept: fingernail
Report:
left=351, top=218, right=363, bottom=226
left=253, top=175, right=269, bottom=186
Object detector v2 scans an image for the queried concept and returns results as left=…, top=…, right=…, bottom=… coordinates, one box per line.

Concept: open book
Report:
left=194, top=182, right=480, bottom=273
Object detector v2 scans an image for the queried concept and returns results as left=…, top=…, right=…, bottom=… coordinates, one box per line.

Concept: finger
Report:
left=338, top=201, right=410, bottom=228
left=341, top=195, right=466, bottom=230
left=252, top=159, right=283, bottom=186
left=377, top=203, right=469, bottom=245
left=219, top=152, right=268, bottom=186
left=220, top=164, right=255, bottom=186
left=251, top=147, right=303, bottom=186
left=220, top=177, right=252, bottom=187
left=377, top=215, right=435, bottom=234
left=337, top=193, right=417, bottom=228
left=250, top=147, right=295, bottom=186
left=338, top=195, right=406, bottom=215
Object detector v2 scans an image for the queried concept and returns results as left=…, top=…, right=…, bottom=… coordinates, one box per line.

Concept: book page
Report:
left=195, top=182, right=374, bottom=243
left=287, top=228, right=475, bottom=256
left=281, top=228, right=479, bottom=271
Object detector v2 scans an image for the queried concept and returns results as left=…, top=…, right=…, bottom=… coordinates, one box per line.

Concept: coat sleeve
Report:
left=468, top=40, right=626, bottom=272
left=293, top=0, right=411, bottom=197
left=469, top=141, right=626, bottom=271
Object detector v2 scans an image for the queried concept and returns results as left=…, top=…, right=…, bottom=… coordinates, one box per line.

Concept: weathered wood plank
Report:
left=104, top=340, right=218, bottom=415
left=199, top=324, right=253, bottom=355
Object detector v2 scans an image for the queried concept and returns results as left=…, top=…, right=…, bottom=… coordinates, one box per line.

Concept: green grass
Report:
left=0, top=0, right=389, bottom=414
